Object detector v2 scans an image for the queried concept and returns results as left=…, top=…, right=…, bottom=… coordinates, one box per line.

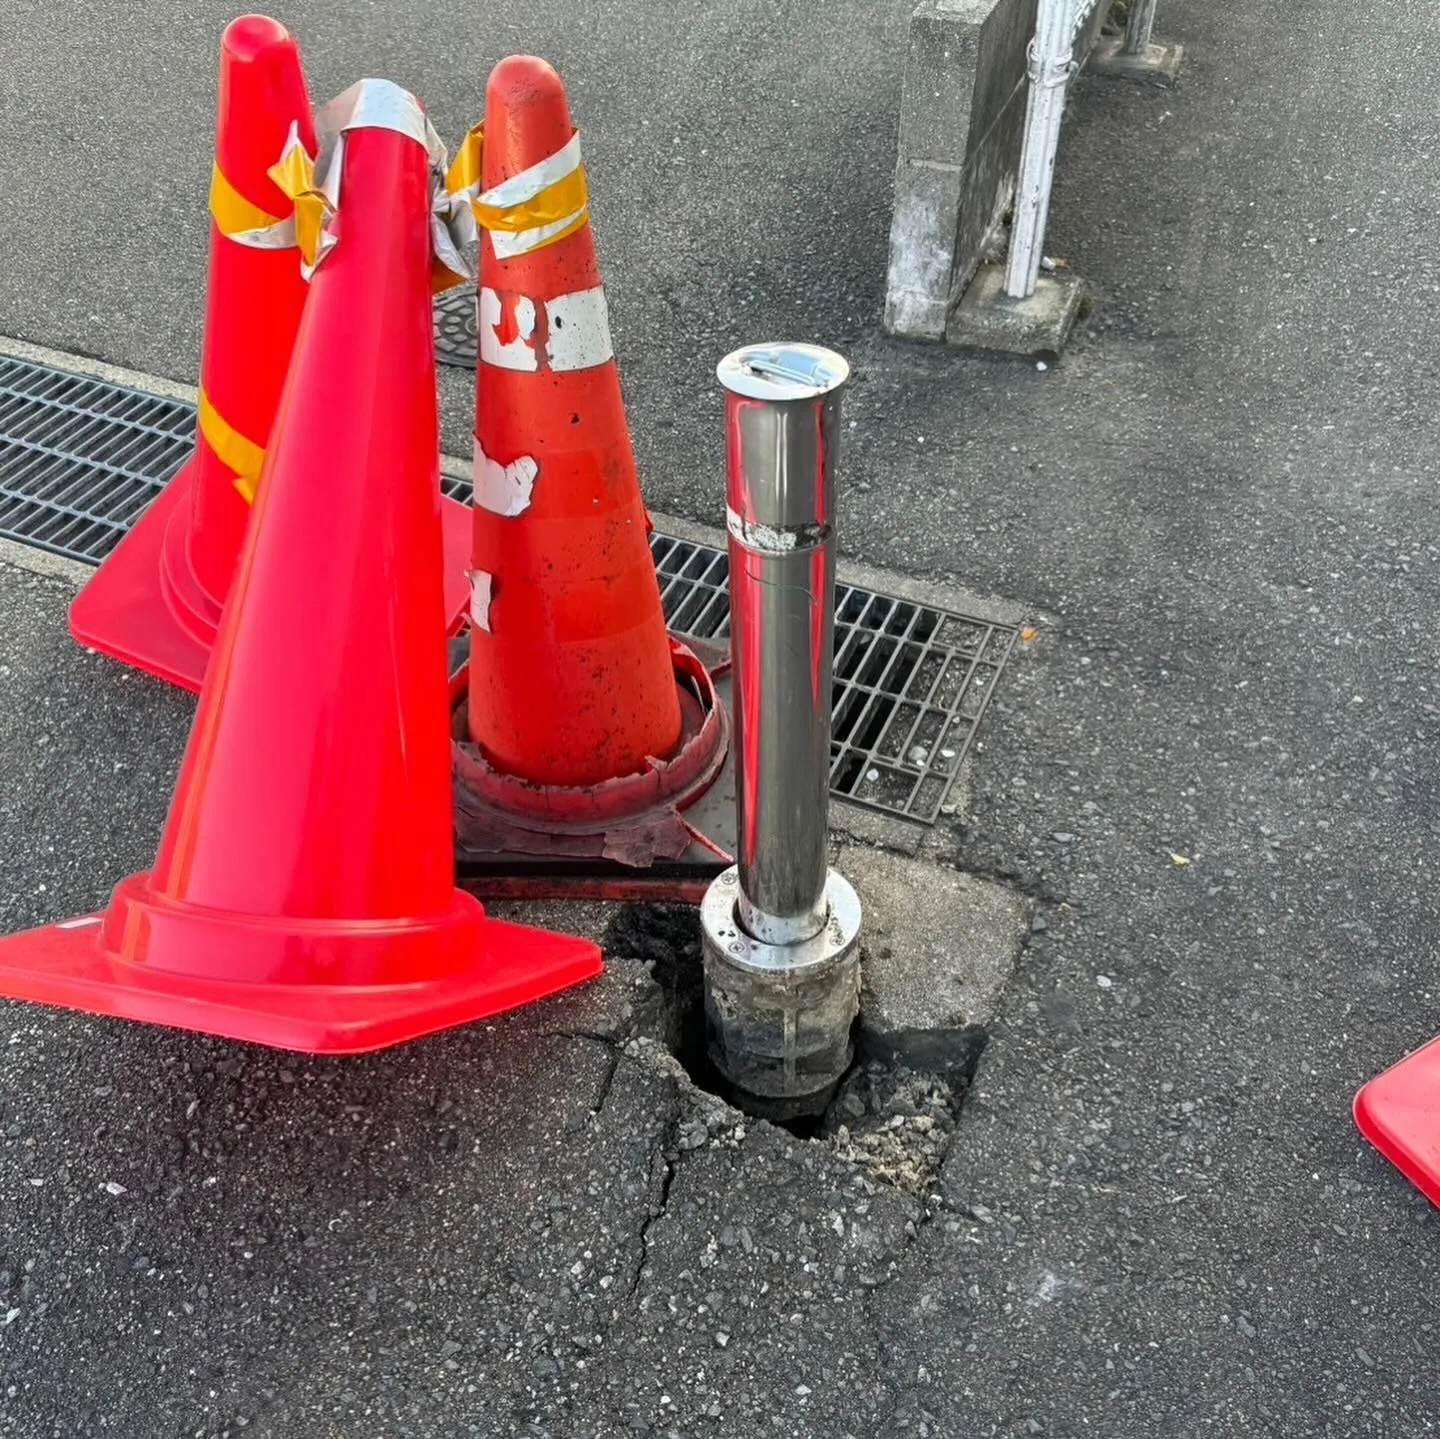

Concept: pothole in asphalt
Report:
left=605, top=904, right=988, bottom=1195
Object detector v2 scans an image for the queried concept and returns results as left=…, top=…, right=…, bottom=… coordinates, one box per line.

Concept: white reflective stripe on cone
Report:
left=473, top=438, right=538, bottom=517
left=477, top=132, right=582, bottom=209
left=478, top=286, right=614, bottom=372
left=490, top=210, right=587, bottom=260
left=476, top=133, right=586, bottom=258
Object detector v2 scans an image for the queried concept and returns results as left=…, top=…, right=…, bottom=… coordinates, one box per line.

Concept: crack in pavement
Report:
left=557, top=1031, right=624, bottom=1116
left=624, top=1104, right=680, bottom=1304
left=552, top=1028, right=689, bottom=1309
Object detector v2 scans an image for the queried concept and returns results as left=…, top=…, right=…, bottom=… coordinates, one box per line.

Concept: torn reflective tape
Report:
left=267, top=79, right=476, bottom=287
left=478, top=285, right=613, bottom=373
left=474, top=438, right=538, bottom=517
left=316, top=79, right=476, bottom=289
left=208, top=163, right=296, bottom=250
left=198, top=387, right=266, bottom=503
left=468, top=569, right=494, bottom=632
left=267, top=122, right=335, bottom=276
left=725, top=506, right=831, bottom=554
left=446, top=125, right=589, bottom=259
left=429, top=178, right=477, bottom=294
left=316, top=76, right=433, bottom=145
left=445, top=124, right=484, bottom=198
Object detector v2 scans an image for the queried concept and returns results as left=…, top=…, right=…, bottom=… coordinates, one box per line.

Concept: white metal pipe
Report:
left=1003, top=0, right=1079, bottom=300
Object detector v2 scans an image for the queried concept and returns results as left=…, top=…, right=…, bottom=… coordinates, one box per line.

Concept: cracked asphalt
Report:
left=3, top=0, right=1440, bottom=1433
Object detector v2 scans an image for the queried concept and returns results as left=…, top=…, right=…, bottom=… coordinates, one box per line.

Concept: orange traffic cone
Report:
left=452, top=57, right=730, bottom=882
left=463, top=55, right=684, bottom=786
left=69, top=16, right=473, bottom=694
left=0, top=80, right=600, bottom=1053
left=67, top=15, right=314, bottom=691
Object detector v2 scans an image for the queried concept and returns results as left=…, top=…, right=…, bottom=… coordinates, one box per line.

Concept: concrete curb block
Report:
left=946, top=265, right=1091, bottom=357
left=0, top=334, right=196, bottom=402
left=884, top=0, right=1110, bottom=347
left=0, top=537, right=93, bottom=589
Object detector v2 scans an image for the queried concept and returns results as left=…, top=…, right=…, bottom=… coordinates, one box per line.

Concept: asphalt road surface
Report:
left=2, top=0, right=1439, bottom=1434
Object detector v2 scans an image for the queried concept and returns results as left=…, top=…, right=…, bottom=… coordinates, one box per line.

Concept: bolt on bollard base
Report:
left=701, top=868, right=862, bottom=1121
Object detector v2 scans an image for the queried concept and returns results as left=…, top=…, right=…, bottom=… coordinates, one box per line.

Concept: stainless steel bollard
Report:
left=701, top=344, right=862, bottom=1118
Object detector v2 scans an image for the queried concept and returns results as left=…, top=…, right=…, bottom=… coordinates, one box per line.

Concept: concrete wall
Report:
left=884, top=0, right=1110, bottom=340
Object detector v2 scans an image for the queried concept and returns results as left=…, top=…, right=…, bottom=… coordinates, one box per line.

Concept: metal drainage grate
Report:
left=0, top=357, right=195, bottom=563
left=0, top=353, right=1015, bottom=825
left=434, top=289, right=478, bottom=369
left=649, top=535, right=1015, bottom=824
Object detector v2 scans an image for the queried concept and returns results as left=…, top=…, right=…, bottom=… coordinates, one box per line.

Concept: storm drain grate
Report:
left=649, top=536, right=1015, bottom=824
left=0, top=353, right=1015, bottom=824
left=0, top=357, right=195, bottom=562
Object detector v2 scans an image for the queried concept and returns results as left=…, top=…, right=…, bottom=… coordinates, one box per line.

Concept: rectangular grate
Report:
left=0, top=357, right=196, bottom=563
left=649, top=535, right=1015, bottom=824
left=0, top=354, right=1014, bottom=824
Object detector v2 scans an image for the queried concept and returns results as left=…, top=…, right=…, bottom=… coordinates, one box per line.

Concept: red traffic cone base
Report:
left=0, top=896, right=596, bottom=1054
left=68, top=464, right=207, bottom=689
left=1355, top=1037, right=1440, bottom=1206
left=69, top=460, right=474, bottom=694
left=452, top=635, right=737, bottom=899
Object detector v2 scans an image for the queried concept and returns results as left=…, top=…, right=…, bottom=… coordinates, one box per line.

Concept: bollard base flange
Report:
left=1088, top=36, right=1184, bottom=85
left=700, top=868, right=862, bottom=1119
left=946, top=266, right=1090, bottom=360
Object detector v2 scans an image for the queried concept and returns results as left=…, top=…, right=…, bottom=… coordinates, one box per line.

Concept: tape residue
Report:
left=468, top=569, right=494, bottom=632
left=725, top=507, right=831, bottom=554
left=478, top=285, right=613, bottom=372
left=474, top=439, right=538, bottom=517
left=479, top=289, right=539, bottom=370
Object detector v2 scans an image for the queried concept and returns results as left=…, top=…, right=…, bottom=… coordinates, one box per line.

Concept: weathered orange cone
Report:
left=450, top=58, right=731, bottom=886
left=0, top=82, right=600, bottom=1052
left=464, top=55, right=683, bottom=786
left=69, top=17, right=472, bottom=693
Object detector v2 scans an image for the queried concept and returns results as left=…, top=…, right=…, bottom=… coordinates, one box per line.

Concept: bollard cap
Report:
left=717, top=343, right=849, bottom=402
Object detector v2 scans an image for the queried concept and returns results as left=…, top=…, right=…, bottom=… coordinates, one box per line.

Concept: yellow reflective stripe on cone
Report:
left=208, top=163, right=297, bottom=250
left=197, top=388, right=266, bottom=503
left=474, top=167, right=588, bottom=235
left=266, top=129, right=331, bottom=273
left=208, top=163, right=281, bottom=233
left=444, top=124, right=485, bottom=198
left=447, top=126, right=590, bottom=258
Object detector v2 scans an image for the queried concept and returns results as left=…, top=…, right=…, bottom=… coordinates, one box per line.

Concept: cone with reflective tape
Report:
left=0, top=86, right=600, bottom=1053
left=69, top=16, right=472, bottom=693
left=67, top=14, right=314, bottom=691
left=463, top=56, right=683, bottom=787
